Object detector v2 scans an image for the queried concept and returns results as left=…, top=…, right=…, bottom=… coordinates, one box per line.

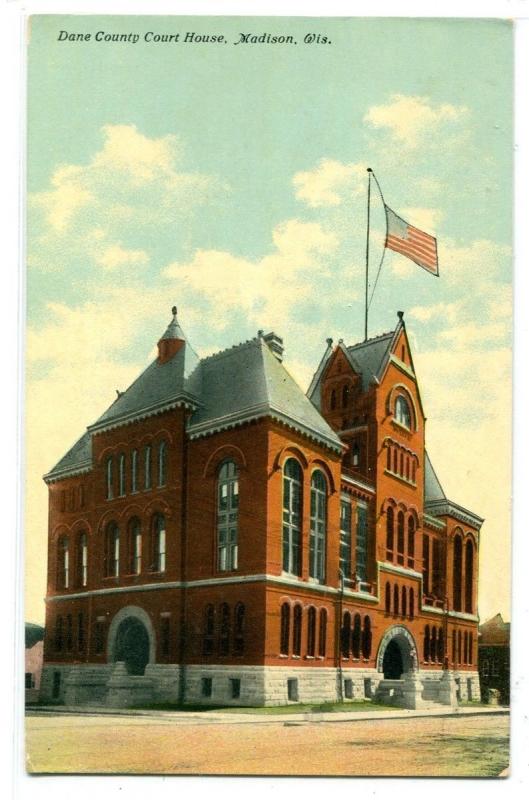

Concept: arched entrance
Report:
left=113, top=617, right=150, bottom=675
left=376, top=625, right=418, bottom=677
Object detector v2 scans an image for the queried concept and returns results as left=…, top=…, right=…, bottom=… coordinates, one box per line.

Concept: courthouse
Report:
left=40, top=308, right=483, bottom=708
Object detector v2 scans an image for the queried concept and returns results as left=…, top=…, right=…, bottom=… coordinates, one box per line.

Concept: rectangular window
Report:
left=339, top=498, right=352, bottom=581
left=158, top=528, right=166, bottom=572
left=287, top=678, right=299, bottom=702
left=134, top=529, right=142, bottom=574
left=52, top=671, right=61, bottom=700
left=355, top=502, right=368, bottom=583
left=364, top=678, right=372, bottom=699
left=25, top=673, right=34, bottom=689
left=201, top=677, right=213, bottom=698
left=344, top=678, right=353, bottom=699
left=144, top=446, right=152, bottom=490
left=131, top=450, right=138, bottom=493
left=161, top=616, right=170, bottom=656
left=230, top=678, right=241, bottom=699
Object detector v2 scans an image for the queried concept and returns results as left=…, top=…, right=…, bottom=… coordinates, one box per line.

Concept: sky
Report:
left=25, top=15, right=512, bottom=625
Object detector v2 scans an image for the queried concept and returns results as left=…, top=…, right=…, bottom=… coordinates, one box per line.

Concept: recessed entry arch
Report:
left=376, top=625, right=419, bottom=678
left=107, top=605, right=156, bottom=675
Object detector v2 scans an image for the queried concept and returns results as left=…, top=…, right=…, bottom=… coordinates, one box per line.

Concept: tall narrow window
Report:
left=393, top=448, right=398, bottom=473
left=309, top=471, right=327, bottom=581
left=463, top=631, right=468, bottom=664
left=104, top=523, right=119, bottom=577
left=106, top=457, right=113, bottom=500
left=131, top=449, right=138, bottom=493
left=219, top=602, right=230, bottom=655
left=432, top=538, right=442, bottom=597
left=217, top=460, right=239, bottom=572
left=407, top=517, right=415, bottom=568
left=128, top=517, right=142, bottom=575
left=307, top=607, right=316, bottom=657
left=430, top=627, right=437, bottom=663
left=424, top=625, right=430, bottom=662
left=395, top=395, right=412, bottom=429
left=468, top=633, right=473, bottom=665
left=339, top=498, right=352, bottom=581
left=158, top=441, right=167, bottom=487
left=356, top=502, right=368, bottom=583
left=341, top=611, right=351, bottom=658
left=352, top=443, right=360, bottom=467
left=144, top=445, right=152, bottom=490
left=457, top=630, right=462, bottom=664
left=362, top=616, right=372, bottom=659
left=151, top=513, right=166, bottom=573
left=280, top=603, right=290, bottom=656
left=393, top=584, right=399, bottom=616
left=118, top=453, right=126, bottom=497
left=352, top=613, right=361, bottom=659
left=234, top=602, right=245, bottom=655
left=203, top=605, right=215, bottom=656
left=412, top=460, right=417, bottom=483
left=78, top=612, right=85, bottom=652
left=386, top=445, right=392, bottom=471
left=465, top=539, right=474, bottom=613
left=76, top=532, right=88, bottom=587
left=385, top=582, right=391, bottom=613
left=57, top=536, right=69, bottom=589
left=401, top=586, right=407, bottom=617
left=283, top=459, right=302, bottom=576
left=423, top=534, right=430, bottom=596
left=318, top=608, right=327, bottom=657
left=453, top=534, right=463, bottom=611
left=397, top=510, right=405, bottom=565
left=452, top=630, right=457, bottom=664
left=293, top=605, right=302, bottom=657
left=409, top=587, right=415, bottom=618
left=386, top=507, right=394, bottom=560
left=437, top=628, right=444, bottom=664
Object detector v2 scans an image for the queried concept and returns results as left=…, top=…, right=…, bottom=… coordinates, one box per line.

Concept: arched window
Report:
left=399, top=451, right=404, bottom=477
left=385, top=582, right=391, bottom=613
left=386, top=507, right=394, bottom=560
left=362, top=616, right=372, bottom=659
left=106, top=457, right=113, bottom=500
left=437, top=628, right=444, bottom=664
left=393, top=584, right=399, bottom=616
left=118, top=453, right=126, bottom=497
left=234, top=602, right=245, bottom=655
left=158, top=441, right=167, bottom=487
left=342, top=384, right=349, bottom=408
left=386, top=445, right=392, bottom=471
left=352, top=613, right=361, bottom=659
left=283, top=459, right=302, bottom=576
left=219, top=603, right=230, bottom=656
left=393, top=448, right=398, bottom=473
left=401, top=586, right=407, bottom=618
left=430, top=627, right=437, bottom=663
left=309, top=471, right=327, bottom=581
left=352, top=443, right=360, bottom=467
left=341, top=611, right=351, bottom=658
left=293, top=605, right=302, bottom=657
left=76, top=532, right=88, bottom=587
left=150, top=513, right=166, bottom=573
left=464, top=631, right=468, bottom=665
left=330, top=389, right=336, bottom=410
left=128, top=517, right=142, bottom=575
left=409, top=587, right=415, bottom=618
left=131, top=449, right=138, bottom=493
left=202, top=603, right=215, bottom=656
left=318, top=608, right=327, bottom=657
left=397, top=511, right=405, bottom=564
left=424, top=626, right=430, bottom=662
left=465, top=539, right=474, bottom=613
left=217, top=460, right=239, bottom=572
left=307, top=607, right=316, bottom=657
left=104, top=523, right=119, bottom=578
left=57, top=536, right=69, bottom=589
left=457, top=630, right=462, bottom=665
left=280, top=603, right=290, bottom=656
left=405, top=456, right=410, bottom=482
left=144, top=445, right=152, bottom=490
left=453, top=534, right=463, bottom=611
left=407, top=517, right=415, bottom=568
left=395, top=394, right=412, bottom=429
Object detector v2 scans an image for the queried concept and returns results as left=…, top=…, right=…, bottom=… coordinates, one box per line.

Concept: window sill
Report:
left=391, top=419, right=413, bottom=434
left=384, top=469, right=416, bottom=487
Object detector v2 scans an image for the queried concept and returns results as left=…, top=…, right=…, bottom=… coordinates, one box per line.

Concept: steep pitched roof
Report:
left=424, top=451, right=447, bottom=503
left=188, top=337, right=342, bottom=451
left=346, top=331, right=395, bottom=391
left=44, top=431, right=92, bottom=481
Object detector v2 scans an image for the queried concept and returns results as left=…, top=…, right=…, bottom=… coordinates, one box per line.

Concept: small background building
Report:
left=25, top=623, right=44, bottom=703
left=478, top=613, right=510, bottom=705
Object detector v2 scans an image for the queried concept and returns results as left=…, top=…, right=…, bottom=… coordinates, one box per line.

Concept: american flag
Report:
left=384, top=205, right=439, bottom=276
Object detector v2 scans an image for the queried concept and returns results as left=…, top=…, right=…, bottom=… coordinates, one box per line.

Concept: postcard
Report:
left=24, top=14, right=512, bottom=777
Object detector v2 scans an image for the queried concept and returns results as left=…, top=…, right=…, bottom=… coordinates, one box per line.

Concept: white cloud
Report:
left=401, top=207, right=443, bottom=233
left=94, top=243, right=150, bottom=270
left=364, top=94, right=468, bottom=149
left=408, top=302, right=458, bottom=324
left=292, top=159, right=365, bottom=207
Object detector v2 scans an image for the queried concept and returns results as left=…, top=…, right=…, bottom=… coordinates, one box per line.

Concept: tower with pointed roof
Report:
left=40, top=309, right=483, bottom=709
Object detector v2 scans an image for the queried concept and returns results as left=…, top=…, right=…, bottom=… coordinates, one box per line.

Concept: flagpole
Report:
left=364, top=168, right=373, bottom=342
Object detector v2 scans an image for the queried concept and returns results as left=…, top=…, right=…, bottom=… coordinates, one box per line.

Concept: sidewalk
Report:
left=27, top=703, right=509, bottom=726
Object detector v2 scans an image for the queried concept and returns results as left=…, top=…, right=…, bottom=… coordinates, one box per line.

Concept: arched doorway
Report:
left=113, top=617, right=150, bottom=675
left=383, top=639, right=404, bottom=678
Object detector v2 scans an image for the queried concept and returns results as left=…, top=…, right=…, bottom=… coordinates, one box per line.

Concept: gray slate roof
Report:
left=346, top=332, right=394, bottom=391
left=45, top=431, right=92, bottom=480
left=188, top=337, right=342, bottom=450
left=424, top=451, right=447, bottom=503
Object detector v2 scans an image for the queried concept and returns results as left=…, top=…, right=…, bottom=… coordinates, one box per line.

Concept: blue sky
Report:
left=25, top=15, right=512, bottom=623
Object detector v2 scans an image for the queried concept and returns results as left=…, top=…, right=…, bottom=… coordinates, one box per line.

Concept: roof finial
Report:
left=172, top=305, right=177, bottom=317
left=326, top=337, right=333, bottom=348
left=397, top=310, right=404, bottom=321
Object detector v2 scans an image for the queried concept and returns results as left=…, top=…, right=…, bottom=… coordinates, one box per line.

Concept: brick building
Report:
left=40, top=308, right=483, bottom=708
left=478, top=613, right=510, bottom=705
